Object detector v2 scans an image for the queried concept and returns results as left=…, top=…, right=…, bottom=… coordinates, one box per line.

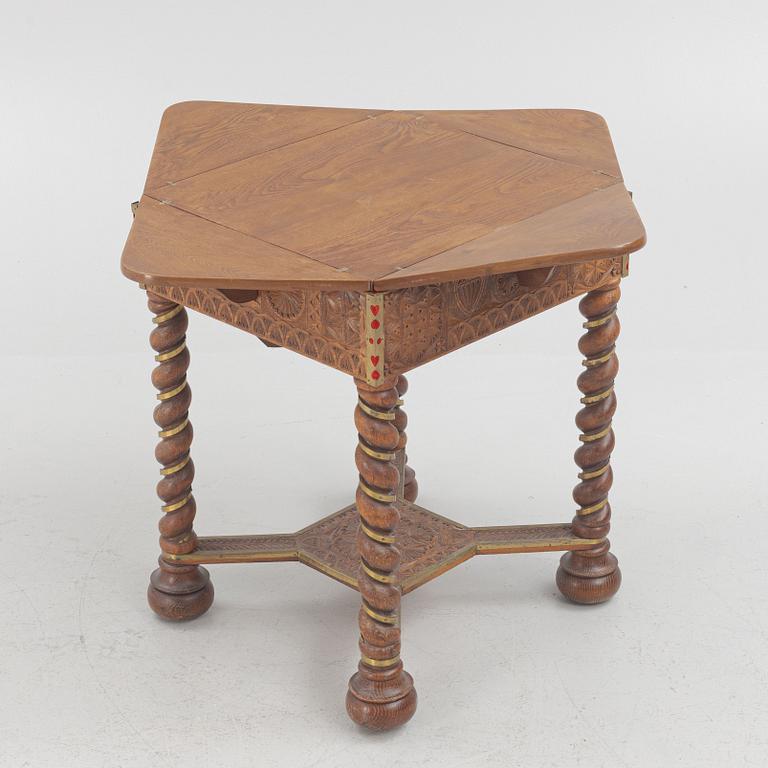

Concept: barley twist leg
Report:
left=556, top=279, right=622, bottom=604
left=395, top=375, right=418, bottom=502
left=346, top=377, right=417, bottom=730
left=146, top=292, right=213, bottom=620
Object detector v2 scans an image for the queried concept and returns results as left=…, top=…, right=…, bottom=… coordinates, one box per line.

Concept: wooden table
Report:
left=122, top=102, right=646, bottom=730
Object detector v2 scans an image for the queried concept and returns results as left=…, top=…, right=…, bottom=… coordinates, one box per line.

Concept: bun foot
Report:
left=148, top=561, right=214, bottom=621
left=556, top=547, right=621, bottom=605
left=346, top=670, right=417, bottom=731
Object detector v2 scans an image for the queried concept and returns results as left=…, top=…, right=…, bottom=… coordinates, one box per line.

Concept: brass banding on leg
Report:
left=159, top=454, right=190, bottom=476
left=158, top=418, right=189, bottom=438
left=162, top=493, right=191, bottom=513
left=579, top=423, right=613, bottom=442
left=582, top=349, right=615, bottom=367
left=579, top=463, right=611, bottom=480
left=154, top=340, right=187, bottom=362
left=361, top=521, right=395, bottom=544
left=152, top=304, right=183, bottom=324
left=357, top=398, right=396, bottom=421
left=361, top=562, right=396, bottom=584
left=157, top=380, right=188, bottom=401
left=578, top=498, right=609, bottom=516
left=362, top=603, right=398, bottom=625
left=582, top=310, right=616, bottom=329
left=580, top=386, right=614, bottom=405
left=358, top=440, right=396, bottom=462
left=359, top=480, right=397, bottom=503
left=360, top=654, right=400, bottom=669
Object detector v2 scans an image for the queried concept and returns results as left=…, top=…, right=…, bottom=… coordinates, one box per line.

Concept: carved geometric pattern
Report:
left=384, top=256, right=623, bottom=374
left=166, top=503, right=603, bottom=594
left=148, top=256, right=622, bottom=382
left=146, top=283, right=366, bottom=377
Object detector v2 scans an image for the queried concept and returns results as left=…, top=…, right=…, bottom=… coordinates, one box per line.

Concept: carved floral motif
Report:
left=148, top=256, right=623, bottom=382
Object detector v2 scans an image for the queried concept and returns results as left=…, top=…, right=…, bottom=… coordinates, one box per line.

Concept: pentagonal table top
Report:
left=122, top=102, right=645, bottom=291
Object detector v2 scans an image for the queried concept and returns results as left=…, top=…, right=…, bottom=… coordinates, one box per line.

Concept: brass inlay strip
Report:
left=475, top=538, right=603, bottom=553
left=359, top=480, right=396, bottom=503
left=157, top=380, right=188, bottom=401
left=578, top=499, right=609, bottom=516
left=399, top=544, right=477, bottom=594
left=582, top=349, right=615, bottom=367
left=583, top=310, right=616, bottom=329
left=298, top=552, right=358, bottom=590
left=358, top=398, right=396, bottom=421
left=162, top=494, right=191, bottom=513
left=579, top=463, right=610, bottom=480
left=154, top=340, right=187, bottom=362
left=361, top=562, right=395, bottom=584
left=358, top=441, right=396, bottom=462
left=361, top=521, right=395, bottom=544
left=362, top=603, right=398, bottom=625
left=167, top=546, right=297, bottom=564
left=159, top=454, right=190, bottom=476
left=581, top=386, right=614, bottom=405
left=158, top=418, right=189, bottom=438
left=579, top=423, right=613, bottom=443
left=153, top=304, right=183, bottom=324
left=361, top=654, right=400, bottom=669
left=395, top=399, right=404, bottom=406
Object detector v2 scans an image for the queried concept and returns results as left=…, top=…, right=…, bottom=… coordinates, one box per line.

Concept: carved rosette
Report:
left=146, top=284, right=366, bottom=378
left=556, top=278, right=622, bottom=604
left=383, top=256, right=623, bottom=377
left=148, top=256, right=622, bottom=385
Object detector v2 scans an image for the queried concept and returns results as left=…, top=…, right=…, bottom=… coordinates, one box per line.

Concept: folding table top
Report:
left=122, top=102, right=645, bottom=291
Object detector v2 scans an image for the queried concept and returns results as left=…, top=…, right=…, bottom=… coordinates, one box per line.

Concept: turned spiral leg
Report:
left=146, top=292, right=213, bottom=620
left=346, top=376, right=417, bottom=730
left=556, top=278, right=622, bottom=605
left=395, top=375, right=418, bottom=503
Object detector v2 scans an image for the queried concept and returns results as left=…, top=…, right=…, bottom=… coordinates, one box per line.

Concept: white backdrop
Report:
left=2, top=2, right=767, bottom=766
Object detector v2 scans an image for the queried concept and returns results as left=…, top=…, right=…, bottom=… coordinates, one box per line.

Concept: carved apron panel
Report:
left=147, top=256, right=622, bottom=382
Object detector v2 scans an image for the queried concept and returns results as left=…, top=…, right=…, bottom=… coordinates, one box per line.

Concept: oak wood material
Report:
left=167, top=503, right=603, bottom=592
left=395, top=375, right=418, bottom=502
left=123, top=196, right=370, bottom=290
left=374, top=184, right=642, bottom=289
left=122, top=103, right=645, bottom=290
left=145, top=254, right=623, bottom=384
left=425, top=109, right=623, bottom=178
left=144, top=101, right=384, bottom=192
left=146, top=293, right=213, bottom=620
left=347, top=377, right=416, bottom=729
left=123, top=102, right=645, bottom=730
left=556, top=280, right=622, bottom=604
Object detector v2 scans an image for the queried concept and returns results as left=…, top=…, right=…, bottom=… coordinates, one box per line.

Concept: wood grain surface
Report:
left=122, top=103, right=646, bottom=289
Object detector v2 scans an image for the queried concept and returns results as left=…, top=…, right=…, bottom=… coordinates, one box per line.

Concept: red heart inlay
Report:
left=370, top=355, right=380, bottom=366
left=376, top=337, right=382, bottom=344
left=371, top=370, right=380, bottom=380
left=370, top=305, right=380, bottom=316
left=371, top=319, right=380, bottom=329
left=368, top=337, right=374, bottom=344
